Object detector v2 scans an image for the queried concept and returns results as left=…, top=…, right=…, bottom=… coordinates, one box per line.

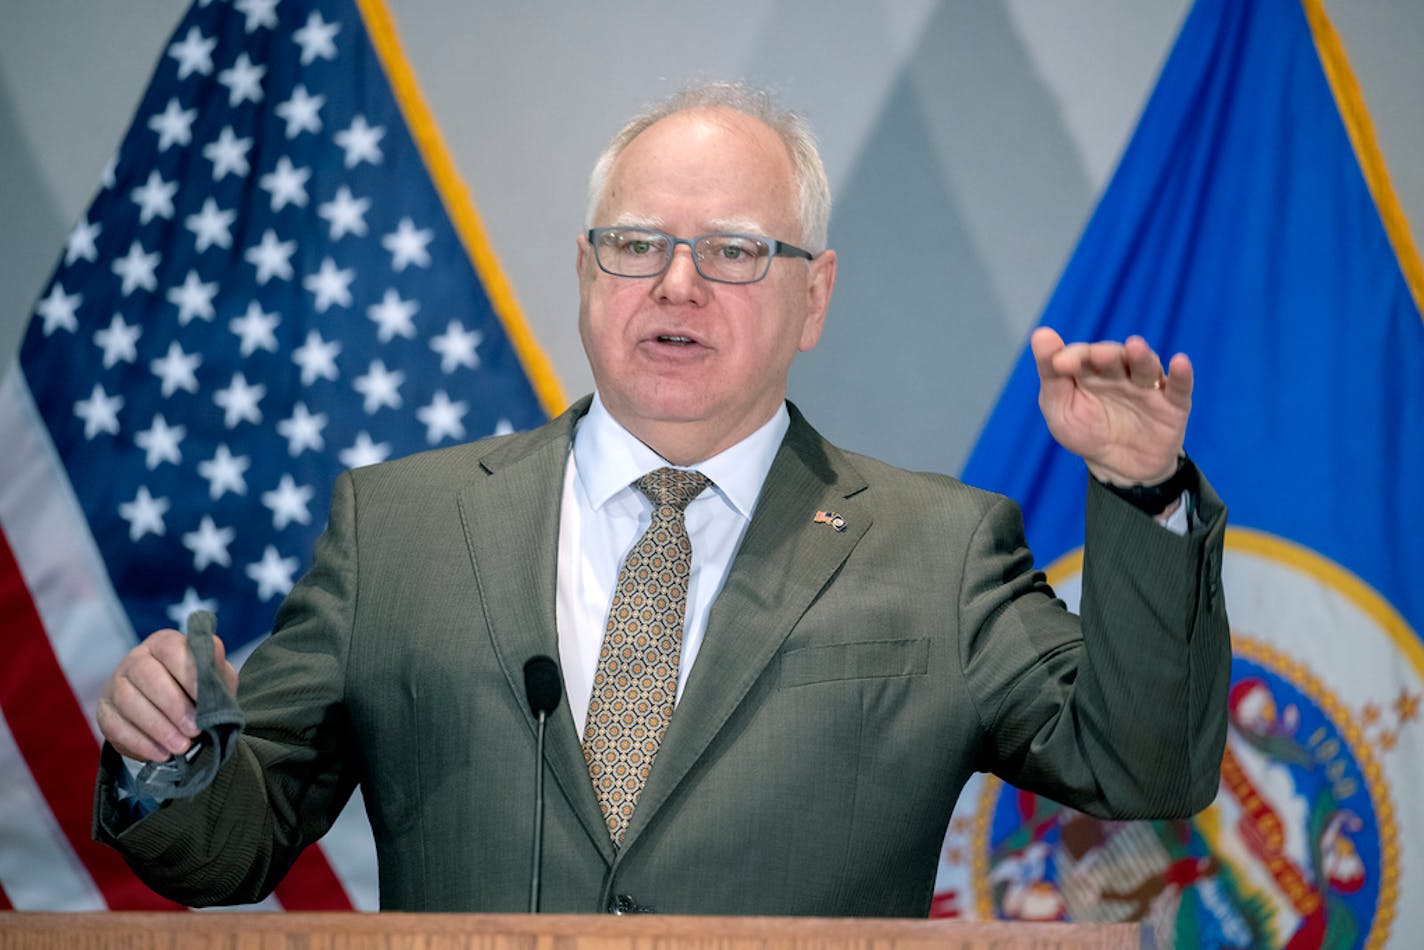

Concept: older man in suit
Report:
left=94, top=82, right=1229, bottom=915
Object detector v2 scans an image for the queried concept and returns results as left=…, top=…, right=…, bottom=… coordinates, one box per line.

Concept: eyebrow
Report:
left=706, top=217, right=769, bottom=236
left=608, top=213, right=664, bottom=229
left=603, top=214, right=772, bottom=237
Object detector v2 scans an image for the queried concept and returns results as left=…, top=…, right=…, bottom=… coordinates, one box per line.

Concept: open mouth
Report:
left=656, top=334, right=696, bottom=345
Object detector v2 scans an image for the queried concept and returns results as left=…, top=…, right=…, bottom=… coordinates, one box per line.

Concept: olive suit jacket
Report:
left=96, top=396, right=1230, bottom=916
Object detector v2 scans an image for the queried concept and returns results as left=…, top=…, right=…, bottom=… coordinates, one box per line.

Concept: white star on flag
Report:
left=259, top=156, right=311, bottom=211
left=186, top=198, right=237, bottom=252
left=93, top=314, right=142, bottom=368
left=367, top=288, right=418, bottom=341
left=203, top=126, right=252, bottom=180
left=197, top=444, right=251, bottom=500
left=167, top=588, right=219, bottom=630
left=148, top=98, right=198, bottom=151
left=131, top=170, right=179, bottom=224
left=416, top=390, right=467, bottom=444
left=318, top=186, right=370, bottom=240
left=182, top=516, right=236, bottom=571
left=217, top=52, right=266, bottom=106
left=235, top=0, right=281, bottom=34
left=303, top=257, right=356, bottom=312
left=167, top=270, right=219, bottom=325
left=168, top=25, right=217, bottom=79
left=74, top=383, right=123, bottom=439
left=213, top=372, right=266, bottom=428
left=431, top=320, right=483, bottom=373
left=119, top=486, right=170, bottom=541
left=111, top=241, right=161, bottom=295
left=229, top=300, right=280, bottom=356
left=65, top=218, right=102, bottom=266
left=334, top=115, right=384, bottom=168
left=244, top=229, right=296, bottom=284
left=246, top=545, right=299, bottom=602
left=292, top=330, right=341, bottom=385
left=151, top=341, right=202, bottom=397
left=382, top=217, right=433, bottom=271
left=275, top=84, right=325, bottom=139
left=353, top=359, right=404, bottom=413
left=36, top=283, right=81, bottom=336
left=261, top=474, right=314, bottom=530
left=340, top=432, right=392, bottom=469
left=134, top=415, right=186, bottom=470
left=292, top=11, right=340, bottom=65
left=277, top=402, right=328, bottom=456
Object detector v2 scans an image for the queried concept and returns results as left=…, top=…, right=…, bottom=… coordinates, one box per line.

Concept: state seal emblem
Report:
left=935, top=528, right=1421, bottom=949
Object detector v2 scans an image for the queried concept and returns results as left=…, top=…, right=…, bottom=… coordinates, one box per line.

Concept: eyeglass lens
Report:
left=594, top=229, right=773, bottom=283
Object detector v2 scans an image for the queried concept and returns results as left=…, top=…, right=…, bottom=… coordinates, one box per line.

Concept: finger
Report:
left=126, top=649, right=200, bottom=743
left=1082, top=341, right=1130, bottom=380
left=97, top=687, right=189, bottom=762
left=1053, top=342, right=1095, bottom=376
left=110, top=631, right=201, bottom=755
left=146, top=628, right=200, bottom=702
left=97, top=712, right=172, bottom=763
left=1122, top=335, right=1166, bottom=389
left=1163, top=351, right=1194, bottom=403
left=1041, top=339, right=1102, bottom=383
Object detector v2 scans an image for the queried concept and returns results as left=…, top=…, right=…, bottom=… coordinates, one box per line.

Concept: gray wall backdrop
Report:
left=3, top=1, right=1421, bottom=477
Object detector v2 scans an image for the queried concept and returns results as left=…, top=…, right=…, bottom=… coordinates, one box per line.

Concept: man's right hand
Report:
left=96, top=629, right=239, bottom=762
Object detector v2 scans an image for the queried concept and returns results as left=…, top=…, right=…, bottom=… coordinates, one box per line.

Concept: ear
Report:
left=576, top=232, right=590, bottom=275
left=797, top=249, right=837, bottom=352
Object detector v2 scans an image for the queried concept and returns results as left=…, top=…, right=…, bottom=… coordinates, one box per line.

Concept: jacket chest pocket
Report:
left=778, top=637, right=929, bottom=689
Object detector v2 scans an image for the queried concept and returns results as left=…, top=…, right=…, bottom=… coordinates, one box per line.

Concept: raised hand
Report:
left=1031, top=326, right=1192, bottom=486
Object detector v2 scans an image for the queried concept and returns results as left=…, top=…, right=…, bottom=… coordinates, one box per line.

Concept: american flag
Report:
left=0, top=0, right=560, bottom=910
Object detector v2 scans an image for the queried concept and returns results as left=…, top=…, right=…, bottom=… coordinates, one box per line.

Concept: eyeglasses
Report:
left=587, top=227, right=813, bottom=285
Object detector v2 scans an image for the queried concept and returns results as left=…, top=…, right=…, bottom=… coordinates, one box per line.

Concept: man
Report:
left=94, top=82, right=1229, bottom=916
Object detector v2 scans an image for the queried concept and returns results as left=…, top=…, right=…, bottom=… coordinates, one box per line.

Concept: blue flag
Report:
left=935, top=0, right=1424, bottom=946
left=0, top=0, right=561, bottom=910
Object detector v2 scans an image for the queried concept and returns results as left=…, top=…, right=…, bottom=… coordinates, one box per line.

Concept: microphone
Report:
left=523, top=655, right=562, bottom=913
left=524, top=655, right=562, bottom=720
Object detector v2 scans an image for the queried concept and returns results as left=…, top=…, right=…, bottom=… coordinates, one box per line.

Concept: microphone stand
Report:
left=529, top=706, right=549, bottom=914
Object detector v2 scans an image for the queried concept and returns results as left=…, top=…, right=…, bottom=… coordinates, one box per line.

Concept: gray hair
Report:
left=585, top=82, right=832, bottom=254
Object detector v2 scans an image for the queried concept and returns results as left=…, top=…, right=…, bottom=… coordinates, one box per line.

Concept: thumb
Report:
left=212, top=635, right=239, bottom=696
left=1029, top=326, right=1066, bottom=381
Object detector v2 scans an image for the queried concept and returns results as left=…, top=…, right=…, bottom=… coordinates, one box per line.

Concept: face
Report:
left=577, top=107, right=836, bottom=464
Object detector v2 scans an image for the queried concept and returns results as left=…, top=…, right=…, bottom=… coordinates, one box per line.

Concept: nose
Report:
left=653, top=243, right=708, bottom=305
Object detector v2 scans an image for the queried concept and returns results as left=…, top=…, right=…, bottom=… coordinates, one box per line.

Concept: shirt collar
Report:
left=573, top=392, right=789, bottom=520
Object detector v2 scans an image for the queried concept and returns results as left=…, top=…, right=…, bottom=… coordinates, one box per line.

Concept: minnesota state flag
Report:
left=934, top=0, right=1424, bottom=946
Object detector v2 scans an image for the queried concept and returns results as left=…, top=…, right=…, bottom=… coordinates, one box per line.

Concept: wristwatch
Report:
left=1098, top=455, right=1196, bottom=515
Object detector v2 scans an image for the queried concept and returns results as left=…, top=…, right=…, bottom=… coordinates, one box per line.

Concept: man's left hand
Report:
left=1031, top=327, right=1192, bottom=486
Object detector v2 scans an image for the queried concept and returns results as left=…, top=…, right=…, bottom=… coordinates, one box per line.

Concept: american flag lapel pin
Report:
left=813, top=510, right=847, bottom=532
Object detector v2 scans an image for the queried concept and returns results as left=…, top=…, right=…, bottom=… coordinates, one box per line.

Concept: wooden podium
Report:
left=0, top=912, right=1144, bottom=949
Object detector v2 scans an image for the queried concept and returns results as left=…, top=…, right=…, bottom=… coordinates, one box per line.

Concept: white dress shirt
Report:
left=555, top=393, right=789, bottom=734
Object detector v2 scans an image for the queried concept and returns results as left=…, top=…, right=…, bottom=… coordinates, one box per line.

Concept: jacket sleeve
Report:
left=93, top=471, right=363, bottom=906
left=961, top=468, right=1230, bottom=819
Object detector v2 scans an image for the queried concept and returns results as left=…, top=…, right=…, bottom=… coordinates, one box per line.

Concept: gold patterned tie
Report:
left=582, top=466, right=711, bottom=846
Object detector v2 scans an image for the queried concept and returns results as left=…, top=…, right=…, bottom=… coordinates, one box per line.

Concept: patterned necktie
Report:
left=582, top=466, right=711, bottom=846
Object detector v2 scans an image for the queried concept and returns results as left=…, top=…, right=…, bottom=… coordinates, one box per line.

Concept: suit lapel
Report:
left=458, top=396, right=614, bottom=862
left=619, top=406, right=871, bottom=852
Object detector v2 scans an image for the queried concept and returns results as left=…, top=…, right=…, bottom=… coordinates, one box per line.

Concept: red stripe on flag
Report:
left=0, top=882, right=13, bottom=910
left=929, top=890, right=961, bottom=918
left=272, top=845, right=355, bottom=910
left=0, top=526, right=180, bottom=910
